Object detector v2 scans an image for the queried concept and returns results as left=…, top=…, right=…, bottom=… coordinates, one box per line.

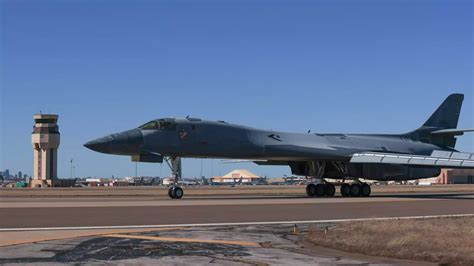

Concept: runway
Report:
left=1, top=192, right=474, bottom=229
left=1, top=192, right=473, bottom=265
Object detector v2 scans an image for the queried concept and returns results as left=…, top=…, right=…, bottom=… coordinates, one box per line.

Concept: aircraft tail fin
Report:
left=408, top=93, right=465, bottom=149
left=422, top=93, right=464, bottom=129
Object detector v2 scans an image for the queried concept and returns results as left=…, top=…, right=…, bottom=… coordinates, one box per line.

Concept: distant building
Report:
left=85, top=178, right=102, bottom=183
left=436, top=169, right=474, bottom=184
left=416, top=169, right=474, bottom=185
left=112, top=180, right=130, bottom=186
left=162, top=178, right=198, bottom=186
left=211, top=169, right=263, bottom=184
left=162, top=178, right=173, bottom=186
left=4, top=182, right=16, bottom=188
left=18, top=171, right=22, bottom=180
left=84, top=178, right=108, bottom=186
left=4, top=169, right=10, bottom=179
left=267, top=177, right=287, bottom=185
left=123, top=176, right=158, bottom=186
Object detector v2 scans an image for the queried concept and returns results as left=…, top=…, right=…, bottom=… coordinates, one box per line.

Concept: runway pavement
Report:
left=1, top=192, right=471, bottom=265
left=1, top=192, right=473, bottom=229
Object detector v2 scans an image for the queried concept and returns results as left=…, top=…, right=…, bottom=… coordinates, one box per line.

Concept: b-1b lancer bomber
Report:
left=85, top=94, right=474, bottom=199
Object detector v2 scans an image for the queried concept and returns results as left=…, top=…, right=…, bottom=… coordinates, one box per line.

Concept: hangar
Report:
left=211, top=169, right=262, bottom=184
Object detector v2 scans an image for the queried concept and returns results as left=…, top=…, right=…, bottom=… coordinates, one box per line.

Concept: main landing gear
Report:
left=306, top=182, right=371, bottom=197
left=305, top=161, right=372, bottom=198
left=306, top=183, right=336, bottom=197
left=305, top=161, right=336, bottom=197
left=340, top=182, right=371, bottom=197
left=165, top=156, right=184, bottom=199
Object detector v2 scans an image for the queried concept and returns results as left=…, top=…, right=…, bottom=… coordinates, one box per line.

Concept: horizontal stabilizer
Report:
left=350, top=151, right=474, bottom=169
left=430, top=128, right=474, bottom=136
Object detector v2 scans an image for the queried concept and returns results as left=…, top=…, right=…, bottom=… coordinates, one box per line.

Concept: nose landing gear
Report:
left=168, top=186, right=184, bottom=199
left=165, top=156, right=184, bottom=199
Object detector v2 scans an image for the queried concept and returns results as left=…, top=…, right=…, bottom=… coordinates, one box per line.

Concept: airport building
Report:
left=435, top=169, right=474, bottom=184
left=211, top=169, right=263, bottom=184
left=30, top=114, right=60, bottom=187
left=416, top=169, right=474, bottom=185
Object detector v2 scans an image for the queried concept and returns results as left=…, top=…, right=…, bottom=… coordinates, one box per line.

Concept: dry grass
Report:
left=1, top=184, right=474, bottom=198
left=305, top=217, right=474, bottom=265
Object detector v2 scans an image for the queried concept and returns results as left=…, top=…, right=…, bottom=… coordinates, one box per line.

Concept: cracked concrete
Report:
left=0, top=224, right=434, bottom=265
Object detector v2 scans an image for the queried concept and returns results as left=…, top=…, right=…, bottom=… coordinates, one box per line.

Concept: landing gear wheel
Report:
left=306, top=184, right=317, bottom=197
left=360, top=183, right=371, bottom=197
left=315, top=184, right=326, bottom=197
left=325, top=183, right=336, bottom=197
left=340, top=183, right=351, bottom=197
left=350, top=183, right=361, bottom=197
left=173, top=186, right=184, bottom=199
left=169, top=186, right=184, bottom=199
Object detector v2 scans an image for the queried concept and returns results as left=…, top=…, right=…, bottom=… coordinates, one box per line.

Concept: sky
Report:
left=1, top=0, right=473, bottom=179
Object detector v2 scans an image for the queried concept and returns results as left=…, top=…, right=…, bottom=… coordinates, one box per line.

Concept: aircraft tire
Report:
left=306, top=184, right=317, bottom=197
left=340, top=183, right=351, bottom=197
left=360, top=183, right=371, bottom=197
left=168, top=187, right=174, bottom=199
left=172, top=186, right=184, bottom=199
left=350, top=183, right=361, bottom=197
left=315, top=184, right=326, bottom=197
left=325, top=183, right=336, bottom=197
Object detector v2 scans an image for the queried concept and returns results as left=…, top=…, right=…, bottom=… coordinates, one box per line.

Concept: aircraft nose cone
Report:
left=84, top=129, right=143, bottom=155
left=84, top=135, right=114, bottom=153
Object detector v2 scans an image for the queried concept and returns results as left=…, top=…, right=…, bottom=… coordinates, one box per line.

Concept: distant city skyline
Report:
left=2, top=0, right=472, bottom=178
left=0, top=169, right=29, bottom=179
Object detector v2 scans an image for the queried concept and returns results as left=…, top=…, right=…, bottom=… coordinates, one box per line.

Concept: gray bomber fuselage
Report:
left=88, top=118, right=443, bottom=162
left=149, top=119, right=443, bottom=160
left=84, top=94, right=472, bottom=182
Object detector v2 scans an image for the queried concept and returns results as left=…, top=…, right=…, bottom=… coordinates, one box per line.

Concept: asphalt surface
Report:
left=1, top=192, right=471, bottom=265
left=1, top=192, right=474, bottom=229
left=0, top=224, right=433, bottom=265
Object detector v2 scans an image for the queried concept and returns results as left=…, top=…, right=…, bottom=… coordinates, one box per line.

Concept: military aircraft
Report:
left=85, top=93, right=474, bottom=199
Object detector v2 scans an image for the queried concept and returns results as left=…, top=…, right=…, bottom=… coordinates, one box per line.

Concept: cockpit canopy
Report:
left=139, top=118, right=177, bottom=130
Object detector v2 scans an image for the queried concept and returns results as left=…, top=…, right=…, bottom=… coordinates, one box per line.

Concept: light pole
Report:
left=135, top=162, right=138, bottom=178
left=200, top=159, right=203, bottom=178
left=70, top=158, right=74, bottom=179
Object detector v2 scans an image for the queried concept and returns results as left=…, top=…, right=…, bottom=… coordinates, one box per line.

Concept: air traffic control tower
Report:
left=31, top=114, right=60, bottom=187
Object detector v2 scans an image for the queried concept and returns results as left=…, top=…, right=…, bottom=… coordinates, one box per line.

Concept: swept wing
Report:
left=350, top=150, right=474, bottom=169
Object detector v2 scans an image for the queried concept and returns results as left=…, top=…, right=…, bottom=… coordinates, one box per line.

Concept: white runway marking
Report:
left=1, top=213, right=473, bottom=232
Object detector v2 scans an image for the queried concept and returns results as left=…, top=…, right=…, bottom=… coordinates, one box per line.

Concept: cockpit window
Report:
left=159, top=121, right=176, bottom=130
left=139, top=120, right=177, bottom=130
left=139, top=121, right=159, bottom=130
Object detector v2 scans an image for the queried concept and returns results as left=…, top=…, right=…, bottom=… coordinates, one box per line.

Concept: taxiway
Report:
left=1, top=192, right=473, bottom=229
